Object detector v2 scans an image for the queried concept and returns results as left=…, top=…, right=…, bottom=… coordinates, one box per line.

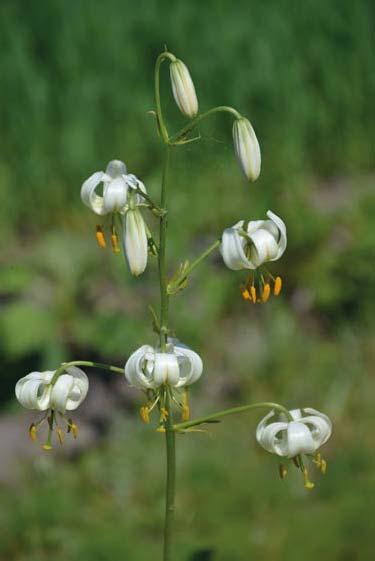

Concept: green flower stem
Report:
left=51, top=360, right=124, bottom=385
left=134, top=187, right=165, bottom=215
left=163, top=389, right=176, bottom=561
left=185, top=239, right=221, bottom=276
left=170, top=105, right=242, bottom=144
left=173, top=402, right=293, bottom=431
left=154, top=56, right=176, bottom=560
left=154, top=51, right=176, bottom=144
left=158, top=146, right=171, bottom=351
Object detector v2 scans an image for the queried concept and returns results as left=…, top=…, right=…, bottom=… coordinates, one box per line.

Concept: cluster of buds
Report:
left=220, top=210, right=286, bottom=303
left=15, top=367, right=88, bottom=449
left=125, top=339, right=203, bottom=426
left=168, top=55, right=261, bottom=184
left=81, top=160, right=151, bottom=276
left=256, top=408, right=332, bottom=489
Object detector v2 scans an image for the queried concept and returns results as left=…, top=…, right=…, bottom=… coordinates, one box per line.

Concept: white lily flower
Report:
left=81, top=159, right=146, bottom=216
left=232, top=117, right=261, bottom=181
left=125, top=340, right=203, bottom=390
left=256, top=408, right=332, bottom=458
left=123, top=208, right=148, bottom=276
left=170, top=59, right=199, bottom=118
left=15, top=366, right=89, bottom=413
left=220, top=210, right=287, bottom=271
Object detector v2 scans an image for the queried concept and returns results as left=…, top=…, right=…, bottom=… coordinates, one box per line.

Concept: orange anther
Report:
left=241, top=286, right=251, bottom=301
left=29, top=424, right=37, bottom=442
left=261, top=283, right=271, bottom=303
left=250, top=285, right=257, bottom=303
left=95, top=225, right=106, bottom=249
left=111, top=234, right=120, bottom=254
left=274, top=276, right=282, bottom=296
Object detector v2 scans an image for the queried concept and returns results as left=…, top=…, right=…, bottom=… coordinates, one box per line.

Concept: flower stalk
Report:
left=14, top=48, right=333, bottom=560
left=173, top=401, right=293, bottom=431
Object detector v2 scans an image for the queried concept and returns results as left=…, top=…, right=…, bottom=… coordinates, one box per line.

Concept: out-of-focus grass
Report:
left=0, top=0, right=374, bottom=559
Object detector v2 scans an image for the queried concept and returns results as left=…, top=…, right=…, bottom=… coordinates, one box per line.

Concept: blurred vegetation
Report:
left=0, top=0, right=374, bottom=559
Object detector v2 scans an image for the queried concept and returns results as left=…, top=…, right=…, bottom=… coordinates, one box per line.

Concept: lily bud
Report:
left=232, top=117, right=261, bottom=182
left=123, top=208, right=148, bottom=276
left=170, top=59, right=198, bottom=118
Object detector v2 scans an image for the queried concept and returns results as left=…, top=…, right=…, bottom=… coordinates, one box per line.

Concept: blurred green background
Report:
left=0, top=0, right=374, bottom=560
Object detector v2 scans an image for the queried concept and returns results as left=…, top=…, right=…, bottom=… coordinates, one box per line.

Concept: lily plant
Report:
left=15, top=49, right=332, bottom=561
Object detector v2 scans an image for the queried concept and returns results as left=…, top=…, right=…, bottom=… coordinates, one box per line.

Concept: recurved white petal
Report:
left=153, top=353, right=180, bottom=386
left=247, top=228, right=280, bottom=266
left=15, top=371, right=54, bottom=411
left=220, top=221, right=255, bottom=270
left=266, top=211, right=287, bottom=260
left=102, top=176, right=129, bottom=213
left=124, top=345, right=156, bottom=389
left=81, top=171, right=106, bottom=215
left=105, top=160, right=127, bottom=178
left=50, top=367, right=89, bottom=413
left=173, top=343, right=203, bottom=387
left=257, top=421, right=288, bottom=456
left=286, top=421, right=316, bottom=457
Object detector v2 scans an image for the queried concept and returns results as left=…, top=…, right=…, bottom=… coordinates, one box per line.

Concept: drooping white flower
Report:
left=125, top=340, right=203, bottom=390
left=170, top=59, right=199, bottom=118
left=81, top=159, right=146, bottom=216
left=123, top=208, right=148, bottom=276
left=232, top=117, right=261, bottom=182
left=256, top=408, right=332, bottom=458
left=15, top=367, right=89, bottom=414
left=220, top=210, right=287, bottom=271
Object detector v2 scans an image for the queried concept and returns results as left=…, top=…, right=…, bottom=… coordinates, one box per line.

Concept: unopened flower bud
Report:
left=123, top=208, right=148, bottom=276
left=232, top=117, right=261, bottom=182
left=170, top=59, right=198, bottom=118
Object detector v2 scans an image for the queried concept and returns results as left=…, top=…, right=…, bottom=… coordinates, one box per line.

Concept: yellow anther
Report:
left=160, top=408, right=169, bottom=421
left=279, top=464, right=288, bottom=479
left=182, top=405, right=190, bottom=422
left=70, top=422, right=79, bottom=439
left=29, top=423, right=37, bottom=442
left=320, top=459, right=327, bottom=475
left=274, top=276, right=282, bottom=296
left=182, top=388, right=190, bottom=421
left=250, top=285, right=257, bottom=304
left=156, top=427, right=166, bottom=433
left=57, top=427, right=65, bottom=445
left=42, top=443, right=52, bottom=451
left=303, top=468, right=315, bottom=490
left=95, top=225, right=106, bottom=249
left=261, top=283, right=271, bottom=303
left=240, top=286, right=251, bottom=301
left=111, top=226, right=121, bottom=254
left=314, top=453, right=327, bottom=474
left=140, top=406, right=150, bottom=424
